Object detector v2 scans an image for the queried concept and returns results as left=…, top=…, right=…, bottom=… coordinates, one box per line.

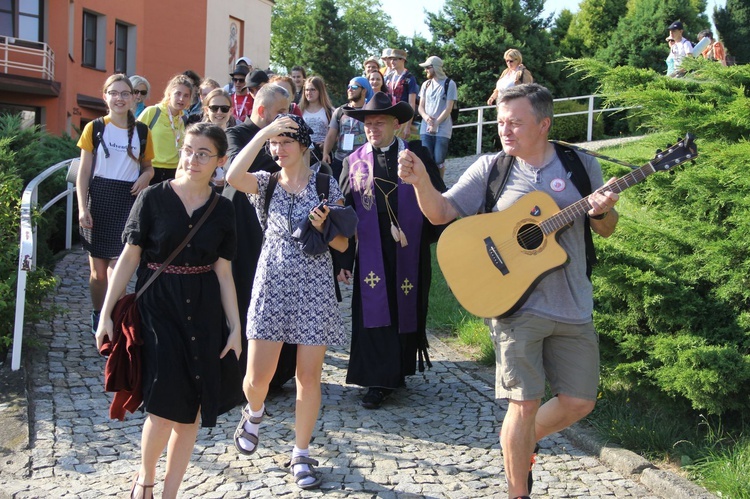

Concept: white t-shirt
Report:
left=303, top=107, right=330, bottom=145
left=77, top=118, right=146, bottom=182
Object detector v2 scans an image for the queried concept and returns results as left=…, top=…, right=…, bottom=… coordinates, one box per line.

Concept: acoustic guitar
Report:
left=436, top=134, right=698, bottom=318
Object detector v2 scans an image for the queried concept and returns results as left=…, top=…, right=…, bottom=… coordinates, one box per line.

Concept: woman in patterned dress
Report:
left=225, top=113, right=348, bottom=490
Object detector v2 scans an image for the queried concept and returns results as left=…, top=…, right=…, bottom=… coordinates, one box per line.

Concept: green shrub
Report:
left=564, top=59, right=750, bottom=415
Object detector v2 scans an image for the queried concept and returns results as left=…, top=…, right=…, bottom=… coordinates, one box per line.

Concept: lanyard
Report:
left=167, top=110, right=181, bottom=149
left=233, top=93, right=249, bottom=121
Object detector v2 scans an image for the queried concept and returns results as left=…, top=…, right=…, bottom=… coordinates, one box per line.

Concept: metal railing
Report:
left=12, top=158, right=76, bottom=370
left=0, top=36, right=56, bottom=80
left=455, top=95, right=630, bottom=155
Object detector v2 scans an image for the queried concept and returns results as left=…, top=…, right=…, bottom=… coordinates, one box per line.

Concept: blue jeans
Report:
left=420, top=134, right=450, bottom=165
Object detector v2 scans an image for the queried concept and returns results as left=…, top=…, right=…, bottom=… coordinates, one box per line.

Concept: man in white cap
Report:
left=667, top=21, right=693, bottom=76
left=417, top=56, right=457, bottom=178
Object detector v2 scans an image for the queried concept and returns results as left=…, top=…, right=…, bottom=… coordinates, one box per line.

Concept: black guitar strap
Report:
left=484, top=142, right=597, bottom=278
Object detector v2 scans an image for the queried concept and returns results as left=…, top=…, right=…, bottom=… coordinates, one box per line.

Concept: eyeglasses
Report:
left=232, top=78, right=245, bottom=83
left=132, top=89, right=148, bottom=96
left=268, top=139, right=298, bottom=148
left=208, top=105, right=231, bottom=113
left=348, top=84, right=361, bottom=90
left=106, top=90, right=132, bottom=98
left=179, top=148, right=219, bottom=164
left=424, top=65, right=433, bottom=70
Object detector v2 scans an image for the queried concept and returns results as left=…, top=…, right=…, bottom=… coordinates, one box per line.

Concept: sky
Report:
left=379, top=0, right=725, bottom=38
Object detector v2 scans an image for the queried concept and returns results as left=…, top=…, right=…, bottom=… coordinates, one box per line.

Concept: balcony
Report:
left=0, top=35, right=60, bottom=96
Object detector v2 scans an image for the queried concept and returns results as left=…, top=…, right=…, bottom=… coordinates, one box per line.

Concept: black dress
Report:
left=340, top=141, right=446, bottom=389
left=123, top=182, right=237, bottom=427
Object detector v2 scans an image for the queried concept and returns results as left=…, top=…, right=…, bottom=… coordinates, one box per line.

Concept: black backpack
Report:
left=483, top=142, right=597, bottom=278
left=91, top=117, right=149, bottom=162
left=443, top=78, right=459, bottom=122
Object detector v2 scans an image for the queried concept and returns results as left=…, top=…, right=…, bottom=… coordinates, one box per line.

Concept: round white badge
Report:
left=550, top=178, right=566, bottom=192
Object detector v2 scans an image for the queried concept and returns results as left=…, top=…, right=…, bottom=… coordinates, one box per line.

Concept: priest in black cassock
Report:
left=338, top=92, right=446, bottom=409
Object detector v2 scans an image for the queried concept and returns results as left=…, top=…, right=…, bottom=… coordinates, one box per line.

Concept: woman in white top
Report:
left=487, top=49, right=534, bottom=106
left=76, top=74, right=155, bottom=334
left=299, top=76, right=334, bottom=163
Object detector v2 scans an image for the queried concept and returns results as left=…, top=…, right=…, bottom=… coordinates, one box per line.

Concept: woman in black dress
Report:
left=96, top=123, right=241, bottom=499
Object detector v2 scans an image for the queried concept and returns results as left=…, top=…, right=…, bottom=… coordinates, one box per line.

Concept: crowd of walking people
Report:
left=81, top=44, right=627, bottom=499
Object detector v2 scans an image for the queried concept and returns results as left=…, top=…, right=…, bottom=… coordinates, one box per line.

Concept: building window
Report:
left=114, top=22, right=127, bottom=74
left=82, top=10, right=105, bottom=70
left=0, top=0, right=43, bottom=41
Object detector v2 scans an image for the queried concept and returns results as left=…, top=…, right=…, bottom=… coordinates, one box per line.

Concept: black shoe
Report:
left=360, top=388, right=392, bottom=409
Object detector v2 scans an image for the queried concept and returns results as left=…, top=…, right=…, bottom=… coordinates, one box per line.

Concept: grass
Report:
left=425, top=136, right=748, bottom=498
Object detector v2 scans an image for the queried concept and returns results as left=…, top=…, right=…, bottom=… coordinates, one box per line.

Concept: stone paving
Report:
left=1, top=144, right=679, bottom=498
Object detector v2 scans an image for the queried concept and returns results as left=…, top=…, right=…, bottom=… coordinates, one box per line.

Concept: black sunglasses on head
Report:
left=209, top=105, right=231, bottom=113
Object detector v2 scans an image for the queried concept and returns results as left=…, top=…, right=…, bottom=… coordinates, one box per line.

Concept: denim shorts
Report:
left=420, top=134, right=450, bottom=165
left=489, top=313, right=600, bottom=401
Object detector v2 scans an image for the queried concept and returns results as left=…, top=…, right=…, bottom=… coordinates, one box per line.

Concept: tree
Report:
left=301, top=0, right=352, bottom=103
left=270, top=0, right=397, bottom=100
left=565, top=0, right=628, bottom=57
left=714, top=0, right=750, bottom=64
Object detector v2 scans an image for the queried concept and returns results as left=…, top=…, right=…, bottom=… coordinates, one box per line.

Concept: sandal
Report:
left=233, top=404, right=263, bottom=455
left=285, top=456, right=322, bottom=490
left=129, top=473, right=154, bottom=499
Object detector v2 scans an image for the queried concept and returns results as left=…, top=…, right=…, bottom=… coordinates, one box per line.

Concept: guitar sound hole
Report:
left=517, top=223, right=543, bottom=250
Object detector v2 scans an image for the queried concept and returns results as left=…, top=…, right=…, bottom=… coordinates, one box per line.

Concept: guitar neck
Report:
left=541, top=163, right=656, bottom=234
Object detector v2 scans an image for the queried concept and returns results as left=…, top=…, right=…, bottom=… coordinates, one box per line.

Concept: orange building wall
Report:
left=139, top=2, right=208, bottom=110
left=2, top=1, right=210, bottom=136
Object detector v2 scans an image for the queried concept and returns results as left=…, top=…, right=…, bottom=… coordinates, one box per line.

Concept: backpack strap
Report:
left=263, top=172, right=280, bottom=220
left=315, top=172, right=331, bottom=201
left=135, top=121, right=149, bottom=162
left=147, top=107, right=161, bottom=130
left=483, top=152, right=514, bottom=214
left=442, top=78, right=450, bottom=99
left=552, top=142, right=597, bottom=278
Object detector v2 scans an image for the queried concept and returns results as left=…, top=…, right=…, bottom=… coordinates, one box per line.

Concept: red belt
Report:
left=146, top=263, right=212, bottom=274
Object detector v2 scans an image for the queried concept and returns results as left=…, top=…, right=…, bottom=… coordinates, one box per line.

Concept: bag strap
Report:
left=263, top=172, right=280, bottom=220
left=135, top=193, right=220, bottom=300
left=147, top=107, right=161, bottom=130
left=442, top=78, right=451, bottom=100
left=483, top=152, right=513, bottom=214
left=135, top=121, right=149, bottom=162
left=315, top=172, right=330, bottom=200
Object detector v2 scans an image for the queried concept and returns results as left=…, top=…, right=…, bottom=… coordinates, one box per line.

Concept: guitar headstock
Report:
left=651, top=133, right=698, bottom=172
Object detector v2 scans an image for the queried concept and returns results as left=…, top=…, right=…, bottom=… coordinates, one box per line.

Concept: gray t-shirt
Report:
left=418, top=78, right=458, bottom=139
left=444, top=151, right=604, bottom=324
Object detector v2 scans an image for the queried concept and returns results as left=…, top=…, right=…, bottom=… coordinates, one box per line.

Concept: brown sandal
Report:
left=129, top=473, right=154, bottom=499
left=233, top=404, right=263, bottom=455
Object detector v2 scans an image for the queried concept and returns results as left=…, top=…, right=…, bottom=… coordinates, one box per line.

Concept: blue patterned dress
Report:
left=245, top=171, right=347, bottom=346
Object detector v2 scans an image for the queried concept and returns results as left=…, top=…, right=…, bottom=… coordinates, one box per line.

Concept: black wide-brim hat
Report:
left=342, top=92, right=414, bottom=124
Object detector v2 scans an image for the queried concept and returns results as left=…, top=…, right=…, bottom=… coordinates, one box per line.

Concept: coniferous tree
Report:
left=714, top=0, right=750, bottom=64
left=302, top=0, right=353, bottom=103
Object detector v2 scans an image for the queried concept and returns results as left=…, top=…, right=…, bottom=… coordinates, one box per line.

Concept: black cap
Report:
left=246, top=70, right=269, bottom=89
left=230, top=64, right=250, bottom=77
left=668, top=21, right=683, bottom=31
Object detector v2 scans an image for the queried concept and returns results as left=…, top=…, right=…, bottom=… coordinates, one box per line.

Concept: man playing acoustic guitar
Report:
left=398, top=83, right=619, bottom=499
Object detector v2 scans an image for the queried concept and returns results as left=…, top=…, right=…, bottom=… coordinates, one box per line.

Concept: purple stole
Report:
left=348, top=140, right=423, bottom=333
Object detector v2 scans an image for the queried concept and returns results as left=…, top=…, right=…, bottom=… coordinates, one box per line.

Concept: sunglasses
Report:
left=232, top=78, right=245, bottom=83
left=424, top=66, right=433, bottom=70
left=348, top=84, right=361, bottom=90
left=208, top=105, right=231, bottom=113
left=133, top=89, right=148, bottom=96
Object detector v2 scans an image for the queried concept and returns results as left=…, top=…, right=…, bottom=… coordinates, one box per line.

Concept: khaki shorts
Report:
left=489, top=313, right=599, bottom=401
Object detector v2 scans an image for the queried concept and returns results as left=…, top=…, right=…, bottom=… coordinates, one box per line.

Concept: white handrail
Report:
left=12, top=158, right=76, bottom=371
left=454, top=95, right=629, bottom=154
